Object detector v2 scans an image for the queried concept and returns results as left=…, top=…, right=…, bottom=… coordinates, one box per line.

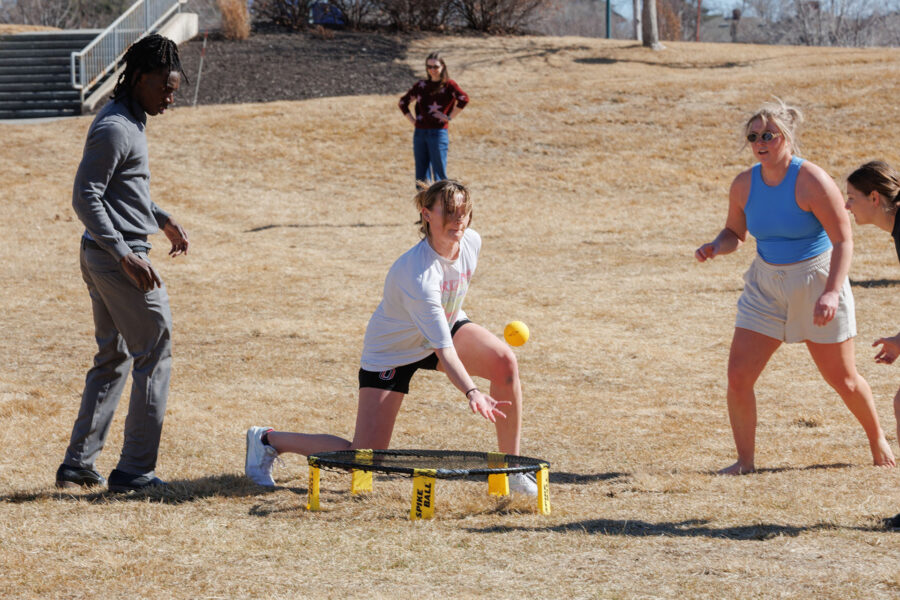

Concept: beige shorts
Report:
left=735, top=251, right=856, bottom=344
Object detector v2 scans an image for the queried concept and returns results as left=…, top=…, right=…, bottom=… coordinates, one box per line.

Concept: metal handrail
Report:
left=70, top=0, right=182, bottom=92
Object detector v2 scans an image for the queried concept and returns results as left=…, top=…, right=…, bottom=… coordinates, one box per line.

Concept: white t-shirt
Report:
left=360, top=228, right=481, bottom=372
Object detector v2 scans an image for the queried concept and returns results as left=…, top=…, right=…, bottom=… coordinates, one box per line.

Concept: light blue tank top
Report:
left=745, top=156, right=831, bottom=264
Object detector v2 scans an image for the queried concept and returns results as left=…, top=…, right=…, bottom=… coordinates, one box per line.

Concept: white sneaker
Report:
left=245, top=426, right=278, bottom=487
left=509, top=472, right=538, bottom=496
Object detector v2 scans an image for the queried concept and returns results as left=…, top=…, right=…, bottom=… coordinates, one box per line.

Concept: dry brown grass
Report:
left=4, top=36, right=900, bottom=598
left=217, top=0, right=251, bottom=40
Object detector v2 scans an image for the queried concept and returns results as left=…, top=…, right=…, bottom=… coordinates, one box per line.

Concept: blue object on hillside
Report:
left=309, top=2, right=345, bottom=27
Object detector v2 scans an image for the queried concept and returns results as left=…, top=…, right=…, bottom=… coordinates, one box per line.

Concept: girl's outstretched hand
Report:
left=467, top=390, right=510, bottom=423
left=874, top=334, right=900, bottom=364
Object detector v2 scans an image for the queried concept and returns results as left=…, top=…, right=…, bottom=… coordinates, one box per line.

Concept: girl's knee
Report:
left=727, top=367, right=757, bottom=393
left=489, top=347, right=519, bottom=385
left=825, top=373, right=863, bottom=397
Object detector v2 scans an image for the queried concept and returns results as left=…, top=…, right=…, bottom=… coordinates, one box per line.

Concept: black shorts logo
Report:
left=379, top=369, right=396, bottom=381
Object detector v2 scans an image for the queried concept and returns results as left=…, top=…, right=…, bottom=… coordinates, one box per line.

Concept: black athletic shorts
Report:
left=358, top=319, right=472, bottom=394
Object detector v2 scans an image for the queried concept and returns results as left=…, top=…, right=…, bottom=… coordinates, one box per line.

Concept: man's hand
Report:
left=121, top=253, right=161, bottom=291
left=163, top=218, right=189, bottom=257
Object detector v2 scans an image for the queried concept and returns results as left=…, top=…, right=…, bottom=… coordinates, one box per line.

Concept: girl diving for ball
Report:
left=244, top=179, right=536, bottom=495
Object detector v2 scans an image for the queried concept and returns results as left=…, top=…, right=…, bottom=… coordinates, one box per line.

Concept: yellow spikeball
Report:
left=504, top=321, right=530, bottom=347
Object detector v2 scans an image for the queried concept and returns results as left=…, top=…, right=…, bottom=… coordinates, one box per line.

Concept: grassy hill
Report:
left=3, top=35, right=900, bottom=598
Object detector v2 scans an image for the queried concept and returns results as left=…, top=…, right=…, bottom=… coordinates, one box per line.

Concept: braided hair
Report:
left=112, top=34, right=188, bottom=99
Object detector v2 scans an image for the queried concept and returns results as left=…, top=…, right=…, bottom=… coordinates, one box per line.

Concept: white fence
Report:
left=70, top=0, right=183, bottom=93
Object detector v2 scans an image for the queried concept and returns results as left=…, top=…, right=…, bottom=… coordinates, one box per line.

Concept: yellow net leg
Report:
left=537, top=465, right=551, bottom=515
left=351, top=449, right=374, bottom=494
left=307, top=466, right=320, bottom=511
left=410, top=469, right=437, bottom=520
left=488, top=473, right=509, bottom=496
left=351, top=469, right=373, bottom=494
left=487, top=452, right=509, bottom=496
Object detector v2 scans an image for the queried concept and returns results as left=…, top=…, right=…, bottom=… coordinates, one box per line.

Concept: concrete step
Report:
left=0, top=39, right=94, bottom=51
left=0, top=31, right=100, bottom=43
left=0, top=107, right=80, bottom=119
left=0, top=56, right=71, bottom=67
left=0, top=56, right=70, bottom=67
left=0, top=48, right=81, bottom=59
left=0, top=81, right=76, bottom=92
left=0, top=31, right=108, bottom=119
left=0, top=88, right=78, bottom=101
left=0, top=98, right=81, bottom=111
left=0, top=71, right=71, bottom=84
left=0, top=61, right=69, bottom=71
left=0, top=67, right=70, bottom=80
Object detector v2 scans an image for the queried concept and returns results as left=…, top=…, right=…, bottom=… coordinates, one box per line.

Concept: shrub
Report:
left=453, top=0, right=547, bottom=33
left=326, top=0, right=379, bottom=30
left=374, top=0, right=454, bottom=31
left=218, top=0, right=251, bottom=39
left=251, top=0, right=310, bottom=30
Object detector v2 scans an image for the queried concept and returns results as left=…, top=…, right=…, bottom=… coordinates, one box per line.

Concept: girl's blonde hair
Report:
left=743, top=98, right=803, bottom=154
left=414, top=179, right=472, bottom=239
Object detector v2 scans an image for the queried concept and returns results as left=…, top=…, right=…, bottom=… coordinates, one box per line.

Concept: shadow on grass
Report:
left=850, top=278, right=900, bottom=288
left=248, top=498, right=308, bottom=518
left=550, top=471, right=629, bottom=484
left=756, top=462, right=855, bottom=474
left=457, top=43, right=593, bottom=70
left=466, top=518, right=839, bottom=540
left=697, top=462, right=855, bottom=476
left=245, top=222, right=405, bottom=233
left=0, top=474, right=278, bottom=505
left=574, top=53, right=777, bottom=70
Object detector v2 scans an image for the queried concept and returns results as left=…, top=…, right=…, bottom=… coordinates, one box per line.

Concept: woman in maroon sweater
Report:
left=398, top=51, right=469, bottom=188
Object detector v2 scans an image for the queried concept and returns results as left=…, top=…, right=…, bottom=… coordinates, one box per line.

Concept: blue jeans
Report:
left=413, top=128, right=449, bottom=186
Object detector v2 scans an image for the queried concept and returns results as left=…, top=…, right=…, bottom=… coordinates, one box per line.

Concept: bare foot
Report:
left=717, top=461, right=755, bottom=475
left=872, top=436, right=896, bottom=468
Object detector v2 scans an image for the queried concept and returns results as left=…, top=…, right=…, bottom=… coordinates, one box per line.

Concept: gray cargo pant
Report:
left=64, top=239, right=173, bottom=476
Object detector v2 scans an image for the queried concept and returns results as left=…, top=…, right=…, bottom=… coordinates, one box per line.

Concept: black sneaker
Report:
left=55, top=463, right=107, bottom=489
left=887, top=513, right=900, bottom=529
left=108, top=469, right=167, bottom=493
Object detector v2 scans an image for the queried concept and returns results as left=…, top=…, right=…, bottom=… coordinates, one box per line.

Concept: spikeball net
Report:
left=306, top=449, right=551, bottom=520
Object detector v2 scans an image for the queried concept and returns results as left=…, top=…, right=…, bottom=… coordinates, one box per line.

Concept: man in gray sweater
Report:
left=57, top=35, right=190, bottom=493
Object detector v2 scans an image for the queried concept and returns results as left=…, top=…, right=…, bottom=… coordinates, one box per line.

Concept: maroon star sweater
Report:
left=398, top=79, right=470, bottom=130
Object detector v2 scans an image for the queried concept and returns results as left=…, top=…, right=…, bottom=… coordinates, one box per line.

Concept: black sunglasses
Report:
left=746, top=131, right=780, bottom=143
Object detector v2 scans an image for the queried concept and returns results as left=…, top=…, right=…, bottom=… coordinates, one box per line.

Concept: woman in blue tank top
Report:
left=845, top=161, right=900, bottom=525
left=694, top=101, right=894, bottom=475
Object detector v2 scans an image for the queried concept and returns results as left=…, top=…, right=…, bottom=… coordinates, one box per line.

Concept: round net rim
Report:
left=307, top=449, right=549, bottom=479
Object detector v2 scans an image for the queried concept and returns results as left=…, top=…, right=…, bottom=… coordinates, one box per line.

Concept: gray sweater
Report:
left=72, top=96, right=170, bottom=261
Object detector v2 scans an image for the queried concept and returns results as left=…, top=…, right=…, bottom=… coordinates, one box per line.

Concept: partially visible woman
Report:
left=845, top=161, right=900, bottom=528
left=398, top=51, right=469, bottom=187
left=695, top=100, right=895, bottom=474
left=845, top=160, right=900, bottom=448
